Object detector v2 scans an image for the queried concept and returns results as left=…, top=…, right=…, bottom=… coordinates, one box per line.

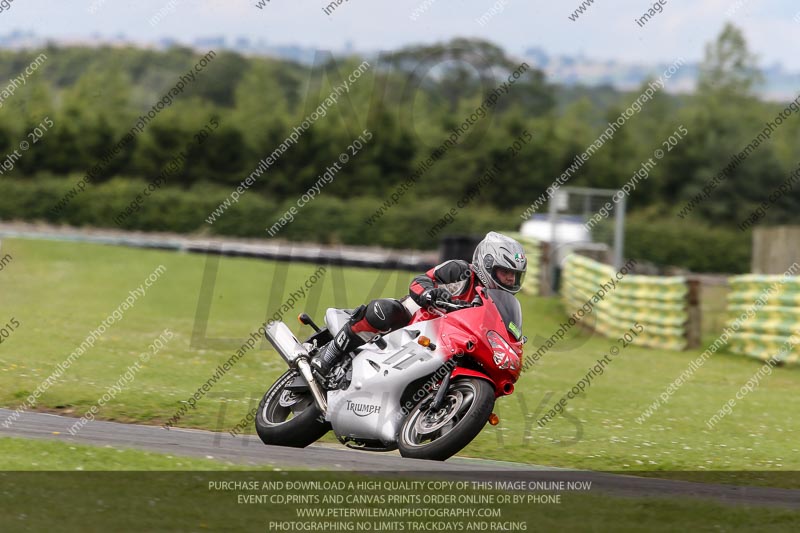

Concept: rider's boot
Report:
left=311, top=324, right=366, bottom=377
left=311, top=311, right=373, bottom=377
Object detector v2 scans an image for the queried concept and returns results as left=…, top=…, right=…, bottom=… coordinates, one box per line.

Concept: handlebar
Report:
left=433, top=299, right=476, bottom=311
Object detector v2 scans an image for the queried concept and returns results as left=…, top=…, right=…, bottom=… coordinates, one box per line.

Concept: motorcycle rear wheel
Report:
left=255, top=369, right=330, bottom=448
left=398, top=377, right=495, bottom=461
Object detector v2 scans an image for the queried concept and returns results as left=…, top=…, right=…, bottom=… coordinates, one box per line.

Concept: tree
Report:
left=662, top=22, right=785, bottom=223
left=697, top=23, right=762, bottom=100
left=232, top=59, right=290, bottom=154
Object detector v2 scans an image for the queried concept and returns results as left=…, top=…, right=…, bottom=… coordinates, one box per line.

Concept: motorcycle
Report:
left=255, top=286, right=525, bottom=461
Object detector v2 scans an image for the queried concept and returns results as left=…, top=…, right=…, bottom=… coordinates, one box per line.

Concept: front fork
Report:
left=429, top=371, right=452, bottom=412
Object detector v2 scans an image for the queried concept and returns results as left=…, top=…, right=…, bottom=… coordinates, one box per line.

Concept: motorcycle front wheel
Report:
left=398, top=377, right=495, bottom=461
left=255, top=369, right=330, bottom=448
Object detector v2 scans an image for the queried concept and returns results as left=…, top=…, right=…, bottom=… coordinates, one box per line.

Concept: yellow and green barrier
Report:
left=725, top=275, right=800, bottom=364
left=507, top=232, right=540, bottom=296
left=560, top=254, right=689, bottom=351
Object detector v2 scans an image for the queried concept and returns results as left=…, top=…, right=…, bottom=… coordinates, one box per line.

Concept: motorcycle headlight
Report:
left=487, top=330, right=519, bottom=371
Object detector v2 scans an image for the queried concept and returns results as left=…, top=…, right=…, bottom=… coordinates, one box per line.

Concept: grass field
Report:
left=1, top=237, right=799, bottom=478
left=0, top=436, right=276, bottom=471
left=0, top=438, right=797, bottom=532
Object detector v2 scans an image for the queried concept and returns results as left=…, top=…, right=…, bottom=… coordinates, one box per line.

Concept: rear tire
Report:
left=255, top=369, right=330, bottom=448
left=397, top=377, right=494, bottom=461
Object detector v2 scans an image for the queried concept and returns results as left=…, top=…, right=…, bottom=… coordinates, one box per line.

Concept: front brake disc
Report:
left=413, top=390, right=465, bottom=435
left=278, top=389, right=301, bottom=407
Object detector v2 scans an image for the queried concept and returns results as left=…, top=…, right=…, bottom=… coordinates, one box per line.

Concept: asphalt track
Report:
left=2, top=408, right=799, bottom=509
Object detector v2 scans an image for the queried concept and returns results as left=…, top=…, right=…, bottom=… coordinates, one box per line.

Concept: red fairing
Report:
left=450, top=368, right=496, bottom=388
left=410, top=287, right=522, bottom=397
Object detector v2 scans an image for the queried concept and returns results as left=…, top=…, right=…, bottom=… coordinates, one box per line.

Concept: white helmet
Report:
left=471, top=231, right=527, bottom=294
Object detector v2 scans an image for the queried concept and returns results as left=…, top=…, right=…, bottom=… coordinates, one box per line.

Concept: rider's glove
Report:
left=422, top=288, right=452, bottom=309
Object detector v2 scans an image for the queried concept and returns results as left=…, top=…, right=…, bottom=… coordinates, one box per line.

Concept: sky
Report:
left=2, top=0, right=800, bottom=70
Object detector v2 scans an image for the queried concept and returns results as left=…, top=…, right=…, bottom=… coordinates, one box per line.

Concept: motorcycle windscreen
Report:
left=484, top=288, right=523, bottom=341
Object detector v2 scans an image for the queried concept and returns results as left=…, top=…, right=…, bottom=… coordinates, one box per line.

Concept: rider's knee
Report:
left=364, top=299, right=411, bottom=332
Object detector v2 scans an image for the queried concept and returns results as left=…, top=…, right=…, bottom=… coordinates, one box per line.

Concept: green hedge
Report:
left=1, top=178, right=751, bottom=271
left=592, top=214, right=751, bottom=274
left=0, top=176, right=514, bottom=250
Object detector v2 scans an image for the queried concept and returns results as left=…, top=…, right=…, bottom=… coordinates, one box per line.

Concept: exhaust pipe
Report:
left=265, top=321, right=307, bottom=365
left=296, top=358, right=328, bottom=416
left=265, top=321, right=328, bottom=416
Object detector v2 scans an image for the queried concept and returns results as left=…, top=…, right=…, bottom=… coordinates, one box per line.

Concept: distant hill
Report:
left=522, top=46, right=799, bottom=102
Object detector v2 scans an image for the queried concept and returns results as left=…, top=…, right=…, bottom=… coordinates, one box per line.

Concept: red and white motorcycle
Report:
left=255, top=286, right=524, bottom=461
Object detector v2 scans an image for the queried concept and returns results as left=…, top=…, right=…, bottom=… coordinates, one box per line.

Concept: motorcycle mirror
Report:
left=297, top=313, right=321, bottom=332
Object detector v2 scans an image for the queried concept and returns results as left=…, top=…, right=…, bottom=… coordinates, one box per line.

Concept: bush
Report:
left=0, top=176, right=515, bottom=250
left=593, top=214, right=751, bottom=273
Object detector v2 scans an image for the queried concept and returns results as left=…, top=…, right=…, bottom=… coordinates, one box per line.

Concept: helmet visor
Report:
left=491, top=266, right=525, bottom=293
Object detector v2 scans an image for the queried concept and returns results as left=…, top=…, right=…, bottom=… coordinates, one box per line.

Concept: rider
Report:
left=311, top=231, right=528, bottom=377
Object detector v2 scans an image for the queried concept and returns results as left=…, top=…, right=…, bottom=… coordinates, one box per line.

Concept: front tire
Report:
left=398, top=377, right=495, bottom=461
left=255, top=369, right=330, bottom=448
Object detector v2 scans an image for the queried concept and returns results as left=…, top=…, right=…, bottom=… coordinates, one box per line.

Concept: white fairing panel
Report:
left=324, top=308, right=353, bottom=335
left=326, top=319, right=447, bottom=445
